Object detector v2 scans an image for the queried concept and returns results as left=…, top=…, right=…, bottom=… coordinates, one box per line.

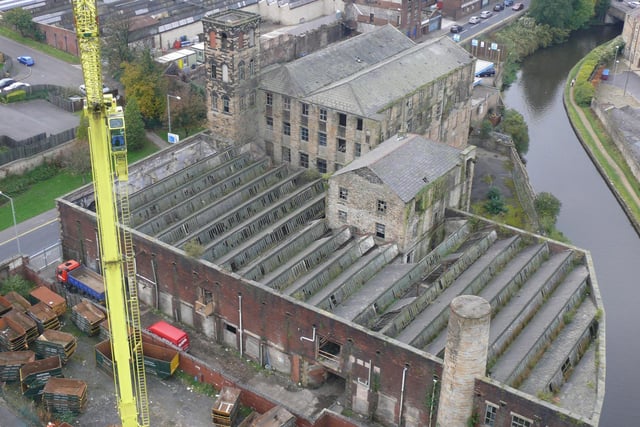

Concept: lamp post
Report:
left=0, top=191, right=21, bottom=254
left=613, top=45, right=619, bottom=80
left=167, top=94, right=181, bottom=135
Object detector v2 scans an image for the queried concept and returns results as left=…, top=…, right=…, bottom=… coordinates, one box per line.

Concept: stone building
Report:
left=327, top=134, right=476, bottom=256
left=344, top=0, right=443, bottom=39
left=202, top=11, right=475, bottom=174
left=57, top=132, right=604, bottom=427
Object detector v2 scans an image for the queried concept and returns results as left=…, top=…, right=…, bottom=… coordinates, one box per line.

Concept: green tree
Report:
left=125, top=97, right=146, bottom=151
left=501, top=109, right=530, bottom=156
left=170, top=85, right=207, bottom=137
left=529, top=0, right=573, bottom=28
left=121, top=49, right=167, bottom=127
left=569, top=0, right=596, bottom=30
left=3, top=8, right=40, bottom=39
left=484, top=187, right=508, bottom=215
left=529, top=0, right=594, bottom=30
left=101, top=16, right=136, bottom=77
left=534, top=192, right=561, bottom=219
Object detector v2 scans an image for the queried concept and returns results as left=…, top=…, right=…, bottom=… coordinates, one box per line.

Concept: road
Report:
left=0, top=35, right=83, bottom=87
left=0, top=209, right=60, bottom=261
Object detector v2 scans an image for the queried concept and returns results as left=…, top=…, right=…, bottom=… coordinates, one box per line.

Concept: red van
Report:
left=147, top=321, right=190, bottom=351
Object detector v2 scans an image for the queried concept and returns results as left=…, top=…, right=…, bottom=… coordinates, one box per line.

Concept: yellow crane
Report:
left=72, top=1, right=150, bottom=425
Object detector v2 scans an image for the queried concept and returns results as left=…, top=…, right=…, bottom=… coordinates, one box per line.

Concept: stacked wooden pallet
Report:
left=43, top=378, right=87, bottom=415
left=0, top=295, right=12, bottom=316
left=32, top=329, right=77, bottom=364
left=71, top=300, right=105, bottom=336
left=212, top=386, right=241, bottom=426
left=27, top=302, right=60, bottom=332
left=0, top=316, right=27, bottom=351
left=237, top=405, right=296, bottom=427
left=20, top=356, right=63, bottom=398
left=29, top=287, right=66, bottom=317
left=0, top=350, right=36, bottom=382
left=98, top=319, right=110, bottom=341
left=5, top=310, right=39, bottom=345
left=3, top=291, right=31, bottom=312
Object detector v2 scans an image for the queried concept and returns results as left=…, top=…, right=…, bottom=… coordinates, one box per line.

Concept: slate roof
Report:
left=260, top=26, right=474, bottom=118
left=335, top=134, right=464, bottom=203
left=260, top=25, right=414, bottom=98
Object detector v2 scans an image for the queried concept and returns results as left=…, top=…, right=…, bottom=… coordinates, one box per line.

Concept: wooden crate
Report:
left=212, top=386, right=241, bottom=426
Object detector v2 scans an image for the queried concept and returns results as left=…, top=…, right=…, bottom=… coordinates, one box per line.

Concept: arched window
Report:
left=223, top=95, right=230, bottom=113
left=238, top=61, right=245, bottom=80
left=221, top=32, right=229, bottom=49
left=249, top=59, right=255, bottom=77
left=222, top=64, right=229, bottom=82
left=211, top=92, right=218, bottom=111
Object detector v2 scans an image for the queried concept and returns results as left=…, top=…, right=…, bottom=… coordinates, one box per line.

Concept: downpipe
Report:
left=238, top=293, right=243, bottom=357
left=399, top=364, right=408, bottom=425
left=300, top=325, right=316, bottom=342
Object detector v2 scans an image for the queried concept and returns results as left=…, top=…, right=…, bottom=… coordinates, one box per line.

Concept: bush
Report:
left=484, top=186, right=508, bottom=215
left=574, top=81, right=595, bottom=107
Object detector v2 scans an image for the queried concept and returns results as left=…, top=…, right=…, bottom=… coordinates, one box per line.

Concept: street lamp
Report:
left=613, top=45, right=619, bottom=80
left=0, top=191, right=21, bottom=254
left=167, top=94, right=181, bottom=135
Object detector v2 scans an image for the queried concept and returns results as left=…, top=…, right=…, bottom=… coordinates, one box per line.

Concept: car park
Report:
left=17, top=56, right=34, bottom=66
left=493, top=3, right=504, bottom=11
left=469, top=16, right=481, bottom=24
left=2, top=82, right=30, bottom=93
left=0, top=78, right=16, bottom=89
left=512, top=2, right=525, bottom=10
left=450, top=24, right=464, bottom=33
left=480, top=10, right=493, bottom=18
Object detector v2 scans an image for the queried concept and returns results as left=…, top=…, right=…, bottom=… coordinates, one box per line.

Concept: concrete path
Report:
left=567, top=74, right=640, bottom=215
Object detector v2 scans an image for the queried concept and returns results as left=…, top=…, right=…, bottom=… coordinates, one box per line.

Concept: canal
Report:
left=501, top=24, right=637, bottom=425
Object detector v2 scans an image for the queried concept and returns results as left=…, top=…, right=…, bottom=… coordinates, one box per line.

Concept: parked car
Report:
left=504, top=0, right=514, bottom=5
left=79, top=84, right=111, bottom=95
left=478, top=69, right=496, bottom=77
left=450, top=24, right=464, bottom=33
left=17, top=56, right=34, bottom=66
left=628, top=1, right=640, bottom=7
left=512, top=2, right=525, bottom=10
left=480, top=10, right=493, bottom=18
left=0, top=78, right=16, bottom=89
left=493, top=3, right=504, bottom=11
left=469, top=16, right=481, bottom=24
left=2, top=82, right=30, bottom=93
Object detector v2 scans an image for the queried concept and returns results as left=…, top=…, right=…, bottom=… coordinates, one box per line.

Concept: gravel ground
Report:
left=0, top=307, right=216, bottom=427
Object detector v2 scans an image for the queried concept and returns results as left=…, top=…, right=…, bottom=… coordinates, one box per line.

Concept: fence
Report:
left=28, top=241, right=62, bottom=273
left=0, top=85, right=80, bottom=166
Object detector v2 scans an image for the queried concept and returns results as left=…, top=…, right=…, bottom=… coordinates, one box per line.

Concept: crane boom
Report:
left=72, top=1, right=150, bottom=426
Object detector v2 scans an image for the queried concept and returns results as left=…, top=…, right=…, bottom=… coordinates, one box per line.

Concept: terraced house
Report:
left=55, top=9, right=604, bottom=427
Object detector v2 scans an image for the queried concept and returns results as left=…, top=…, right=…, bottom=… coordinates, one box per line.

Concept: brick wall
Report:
left=38, top=23, right=78, bottom=56
left=57, top=196, right=445, bottom=425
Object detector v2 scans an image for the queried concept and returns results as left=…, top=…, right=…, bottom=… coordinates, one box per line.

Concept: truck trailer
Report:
left=56, top=260, right=106, bottom=303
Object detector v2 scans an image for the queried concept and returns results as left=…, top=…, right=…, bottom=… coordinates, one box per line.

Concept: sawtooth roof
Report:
left=335, top=134, right=463, bottom=203
left=260, top=25, right=414, bottom=97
